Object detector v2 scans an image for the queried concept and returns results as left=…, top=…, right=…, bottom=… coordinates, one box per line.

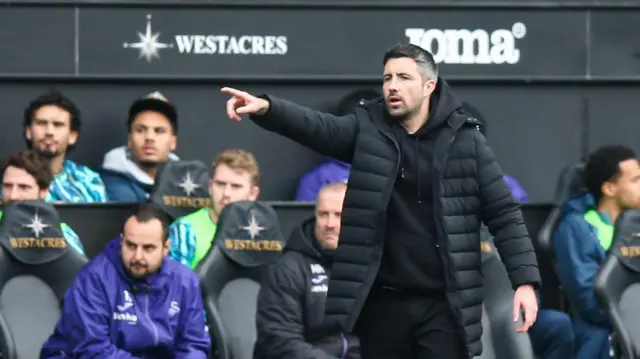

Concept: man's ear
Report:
left=602, top=181, right=617, bottom=198
left=249, top=186, right=260, bottom=201
left=163, top=239, right=171, bottom=255
left=68, top=130, right=79, bottom=146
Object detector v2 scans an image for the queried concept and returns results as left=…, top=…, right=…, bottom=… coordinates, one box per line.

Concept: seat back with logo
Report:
left=481, top=241, right=535, bottom=359
left=150, top=160, right=211, bottom=221
left=195, top=201, right=284, bottom=359
left=0, top=200, right=88, bottom=359
left=475, top=304, right=496, bottom=359
left=595, top=209, right=640, bottom=359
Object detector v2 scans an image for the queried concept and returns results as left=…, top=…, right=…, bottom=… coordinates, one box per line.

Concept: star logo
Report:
left=123, top=14, right=173, bottom=63
left=176, top=172, right=201, bottom=196
left=22, top=212, right=50, bottom=238
left=240, top=213, right=266, bottom=240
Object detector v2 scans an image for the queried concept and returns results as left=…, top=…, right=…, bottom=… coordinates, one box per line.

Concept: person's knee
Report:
left=574, top=319, right=611, bottom=359
left=529, top=310, right=575, bottom=359
left=531, top=310, right=575, bottom=343
left=542, top=310, right=574, bottom=343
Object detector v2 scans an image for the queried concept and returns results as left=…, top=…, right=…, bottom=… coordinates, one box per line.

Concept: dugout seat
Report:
left=595, top=209, right=640, bottom=359
left=0, top=200, right=88, bottom=359
left=481, top=241, right=536, bottom=359
left=196, top=201, right=284, bottom=359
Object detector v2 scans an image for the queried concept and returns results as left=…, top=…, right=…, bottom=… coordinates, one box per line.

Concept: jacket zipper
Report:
left=145, top=285, right=159, bottom=346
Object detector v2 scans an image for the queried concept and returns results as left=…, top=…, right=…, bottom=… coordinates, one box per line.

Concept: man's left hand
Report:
left=513, top=284, right=538, bottom=333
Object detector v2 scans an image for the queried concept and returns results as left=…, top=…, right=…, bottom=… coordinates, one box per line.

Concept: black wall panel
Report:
left=0, top=2, right=639, bottom=201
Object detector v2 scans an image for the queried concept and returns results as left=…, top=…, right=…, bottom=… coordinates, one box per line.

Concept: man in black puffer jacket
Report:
left=223, top=43, right=541, bottom=359
left=254, top=182, right=359, bottom=359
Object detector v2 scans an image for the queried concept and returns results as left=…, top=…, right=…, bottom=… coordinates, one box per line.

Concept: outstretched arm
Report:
left=222, top=87, right=359, bottom=162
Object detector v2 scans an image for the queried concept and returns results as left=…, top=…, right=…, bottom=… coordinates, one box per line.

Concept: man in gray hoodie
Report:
left=100, top=92, right=179, bottom=202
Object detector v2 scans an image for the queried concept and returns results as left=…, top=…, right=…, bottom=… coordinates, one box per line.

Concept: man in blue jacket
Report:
left=554, top=145, right=640, bottom=359
left=40, top=204, right=210, bottom=359
left=101, top=91, right=179, bottom=202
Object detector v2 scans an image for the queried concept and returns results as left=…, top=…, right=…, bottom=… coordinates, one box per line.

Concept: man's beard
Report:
left=34, top=146, right=58, bottom=159
left=137, top=159, right=160, bottom=170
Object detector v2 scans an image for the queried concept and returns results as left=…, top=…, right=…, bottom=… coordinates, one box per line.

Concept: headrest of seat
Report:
left=610, top=209, right=640, bottom=274
left=554, top=162, right=586, bottom=203
left=0, top=200, right=69, bottom=265
left=214, top=201, right=284, bottom=268
left=150, top=160, right=212, bottom=220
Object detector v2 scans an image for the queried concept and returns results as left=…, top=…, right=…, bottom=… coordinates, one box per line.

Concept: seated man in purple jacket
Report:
left=40, top=204, right=210, bottom=359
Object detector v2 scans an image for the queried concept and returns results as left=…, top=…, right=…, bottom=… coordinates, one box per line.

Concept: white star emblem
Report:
left=176, top=172, right=200, bottom=196
left=22, top=213, right=50, bottom=238
left=240, top=213, right=266, bottom=240
left=123, top=14, right=173, bottom=63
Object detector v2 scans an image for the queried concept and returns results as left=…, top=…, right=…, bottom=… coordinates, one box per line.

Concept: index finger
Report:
left=221, top=87, right=249, bottom=98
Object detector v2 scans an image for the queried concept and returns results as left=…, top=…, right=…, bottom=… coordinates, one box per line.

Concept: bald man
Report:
left=255, top=183, right=360, bottom=359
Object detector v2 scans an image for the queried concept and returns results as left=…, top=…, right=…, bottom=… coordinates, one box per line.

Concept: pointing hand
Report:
left=221, top=87, right=270, bottom=121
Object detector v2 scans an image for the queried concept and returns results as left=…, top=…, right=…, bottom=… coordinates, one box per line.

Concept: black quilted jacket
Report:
left=250, top=79, right=541, bottom=358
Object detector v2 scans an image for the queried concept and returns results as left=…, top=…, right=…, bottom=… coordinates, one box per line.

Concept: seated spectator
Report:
left=169, top=149, right=260, bottom=269
left=1, top=150, right=84, bottom=255
left=461, top=101, right=528, bottom=202
left=254, top=182, right=360, bottom=359
left=554, top=145, right=640, bottom=359
left=14, top=91, right=107, bottom=203
left=296, top=88, right=380, bottom=202
left=39, top=204, right=210, bottom=359
left=101, top=91, right=179, bottom=202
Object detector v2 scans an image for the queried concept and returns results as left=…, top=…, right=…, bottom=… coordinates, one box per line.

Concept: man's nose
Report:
left=387, top=78, right=399, bottom=91
left=5, top=190, right=19, bottom=201
left=44, top=123, right=55, bottom=134
left=133, top=248, right=144, bottom=260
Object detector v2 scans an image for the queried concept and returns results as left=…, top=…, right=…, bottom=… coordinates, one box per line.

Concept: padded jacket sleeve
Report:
left=249, top=95, right=359, bottom=163
left=255, top=260, right=339, bottom=359
left=475, top=133, right=541, bottom=288
left=174, top=274, right=211, bottom=358
left=554, top=215, right=609, bottom=327
left=44, top=272, right=140, bottom=359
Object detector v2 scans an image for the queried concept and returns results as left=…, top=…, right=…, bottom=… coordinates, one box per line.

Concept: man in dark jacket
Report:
left=255, top=182, right=360, bottom=359
left=222, top=43, right=540, bottom=359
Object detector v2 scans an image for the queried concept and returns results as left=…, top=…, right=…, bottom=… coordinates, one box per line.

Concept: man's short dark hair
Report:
left=127, top=204, right=171, bottom=242
left=383, top=43, right=438, bottom=81
left=0, top=150, right=52, bottom=190
left=584, top=145, right=637, bottom=203
left=23, top=90, right=82, bottom=150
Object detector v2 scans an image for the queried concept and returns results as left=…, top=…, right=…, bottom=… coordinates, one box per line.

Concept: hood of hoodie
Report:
left=418, top=77, right=464, bottom=135
left=104, top=237, right=172, bottom=290
left=285, top=217, right=334, bottom=267
left=102, top=146, right=179, bottom=186
left=562, top=192, right=596, bottom=215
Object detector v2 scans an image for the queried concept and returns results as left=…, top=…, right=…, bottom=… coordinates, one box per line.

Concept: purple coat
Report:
left=40, top=238, right=210, bottom=359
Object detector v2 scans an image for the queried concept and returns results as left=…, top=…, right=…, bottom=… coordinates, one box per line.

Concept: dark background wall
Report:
left=1, top=1, right=640, bottom=201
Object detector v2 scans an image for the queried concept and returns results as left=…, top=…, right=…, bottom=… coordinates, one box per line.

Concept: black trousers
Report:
left=354, top=286, right=468, bottom=359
